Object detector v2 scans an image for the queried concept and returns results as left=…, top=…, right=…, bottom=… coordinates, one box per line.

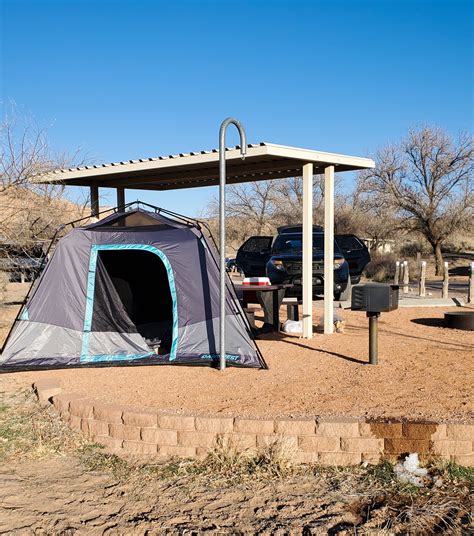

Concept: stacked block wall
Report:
left=33, top=379, right=473, bottom=466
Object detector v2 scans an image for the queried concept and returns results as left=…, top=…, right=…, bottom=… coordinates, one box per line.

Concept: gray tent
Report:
left=0, top=206, right=266, bottom=370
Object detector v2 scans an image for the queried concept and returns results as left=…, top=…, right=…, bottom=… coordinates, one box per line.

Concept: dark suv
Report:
left=236, top=225, right=370, bottom=300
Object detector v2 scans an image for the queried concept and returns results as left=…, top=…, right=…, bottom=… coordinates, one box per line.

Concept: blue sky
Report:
left=1, top=0, right=472, bottom=216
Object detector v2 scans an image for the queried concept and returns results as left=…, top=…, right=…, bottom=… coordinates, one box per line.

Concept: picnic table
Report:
left=234, top=283, right=293, bottom=332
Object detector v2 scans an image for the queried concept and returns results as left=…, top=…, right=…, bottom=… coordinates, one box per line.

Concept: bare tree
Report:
left=359, top=126, right=473, bottom=274
left=272, top=175, right=326, bottom=225
left=1, top=108, right=71, bottom=195
left=334, top=181, right=399, bottom=254
left=205, top=180, right=276, bottom=252
left=206, top=175, right=330, bottom=252
left=225, top=180, right=276, bottom=235
left=0, top=107, right=88, bottom=252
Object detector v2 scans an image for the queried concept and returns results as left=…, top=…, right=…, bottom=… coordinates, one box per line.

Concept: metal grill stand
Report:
left=367, top=311, right=380, bottom=365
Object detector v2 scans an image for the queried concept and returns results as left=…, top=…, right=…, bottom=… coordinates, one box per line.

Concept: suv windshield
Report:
left=272, top=234, right=340, bottom=255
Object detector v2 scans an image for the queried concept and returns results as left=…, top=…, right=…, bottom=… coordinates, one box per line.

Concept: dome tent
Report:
left=0, top=204, right=266, bottom=371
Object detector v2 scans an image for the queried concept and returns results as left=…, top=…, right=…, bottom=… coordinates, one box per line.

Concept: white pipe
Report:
left=302, top=162, right=313, bottom=338
left=324, top=165, right=335, bottom=334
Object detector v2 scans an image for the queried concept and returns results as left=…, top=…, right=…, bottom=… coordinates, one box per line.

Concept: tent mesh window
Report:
left=91, top=249, right=174, bottom=352
left=107, top=211, right=174, bottom=228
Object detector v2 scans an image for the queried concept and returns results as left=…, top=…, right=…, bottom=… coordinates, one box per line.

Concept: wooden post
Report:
left=323, top=165, right=335, bottom=335
left=403, top=260, right=409, bottom=294
left=442, top=261, right=449, bottom=299
left=302, top=162, right=314, bottom=339
left=90, top=185, right=99, bottom=218
left=419, top=260, right=426, bottom=297
left=116, top=187, right=125, bottom=209
left=468, top=262, right=474, bottom=304
left=394, top=261, right=400, bottom=285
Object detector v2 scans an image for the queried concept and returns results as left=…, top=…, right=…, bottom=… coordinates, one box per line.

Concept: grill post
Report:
left=367, top=312, right=380, bottom=365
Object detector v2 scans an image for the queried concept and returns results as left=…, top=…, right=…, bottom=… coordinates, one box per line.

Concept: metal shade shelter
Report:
left=36, top=139, right=374, bottom=340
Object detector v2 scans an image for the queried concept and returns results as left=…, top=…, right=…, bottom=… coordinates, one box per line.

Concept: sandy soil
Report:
left=2, top=282, right=473, bottom=422
left=2, top=457, right=470, bottom=535
left=0, top=457, right=391, bottom=534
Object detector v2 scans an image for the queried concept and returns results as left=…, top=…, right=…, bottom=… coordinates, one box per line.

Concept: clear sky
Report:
left=1, top=0, right=472, bottom=216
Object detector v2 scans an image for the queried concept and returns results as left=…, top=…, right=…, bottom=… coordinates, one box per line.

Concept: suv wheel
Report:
left=335, top=278, right=352, bottom=301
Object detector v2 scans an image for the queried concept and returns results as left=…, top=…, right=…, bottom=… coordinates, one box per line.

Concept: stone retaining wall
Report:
left=33, top=378, right=473, bottom=466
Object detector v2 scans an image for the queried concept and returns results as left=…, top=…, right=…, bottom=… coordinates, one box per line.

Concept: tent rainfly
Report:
left=0, top=207, right=266, bottom=371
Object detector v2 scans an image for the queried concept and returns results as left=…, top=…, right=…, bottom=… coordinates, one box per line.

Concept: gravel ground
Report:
left=2, top=289, right=473, bottom=422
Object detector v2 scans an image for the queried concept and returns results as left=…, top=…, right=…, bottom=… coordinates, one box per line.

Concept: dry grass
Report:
left=0, top=386, right=300, bottom=481
left=203, top=434, right=245, bottom=474
left=395, top=497, right=466, bottom=534
left=251, top=435, right=297, bottom=477
left=198, top=434, right=298, bottom=480
left=125, top=434, right=300, bottom=486
left=0, top=388, right=84, bottom=461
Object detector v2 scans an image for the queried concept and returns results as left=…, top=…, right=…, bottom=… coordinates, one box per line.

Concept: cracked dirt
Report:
left=0, top=455, right=456, bottom=535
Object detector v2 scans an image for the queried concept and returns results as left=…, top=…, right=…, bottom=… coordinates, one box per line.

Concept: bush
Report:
left=442, top=240, right=474, bottom=254
left=364, top=255, right=422, bottom=282
left=398, top=241, right=431, bottom=258
left=364, top=255, right=397, bottom=282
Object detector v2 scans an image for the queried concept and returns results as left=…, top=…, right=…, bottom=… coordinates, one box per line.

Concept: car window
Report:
left=337, top=235, right=365, bottom=251
left=242, top=237, right=272, bottom=253
left=272, top=234, right=340, bottom=254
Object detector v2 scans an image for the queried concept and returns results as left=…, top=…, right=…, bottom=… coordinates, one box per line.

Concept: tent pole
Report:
left=219, top=118, right=247, bottom=371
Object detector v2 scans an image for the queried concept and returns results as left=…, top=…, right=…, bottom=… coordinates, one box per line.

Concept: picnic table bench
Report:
left=234, top=283, right=294, bottom=332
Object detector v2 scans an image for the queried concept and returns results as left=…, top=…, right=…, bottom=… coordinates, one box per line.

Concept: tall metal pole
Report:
left=219, top=118, right=247, bottom=371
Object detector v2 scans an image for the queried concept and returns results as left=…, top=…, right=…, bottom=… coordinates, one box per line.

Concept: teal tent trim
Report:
left=80, top=243, right=179, bottom=362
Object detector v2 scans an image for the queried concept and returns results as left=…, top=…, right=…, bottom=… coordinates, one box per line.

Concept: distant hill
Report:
left=0, top=186, right=90, bottom=247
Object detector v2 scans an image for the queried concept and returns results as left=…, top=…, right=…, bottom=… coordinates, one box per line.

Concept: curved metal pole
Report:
left=219, top=118, right=247, bottom=371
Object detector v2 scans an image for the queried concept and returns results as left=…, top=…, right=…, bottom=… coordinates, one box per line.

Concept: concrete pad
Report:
left=336, top=297, right=465, bottom=309
left=398, top=297, right=465, bottom=308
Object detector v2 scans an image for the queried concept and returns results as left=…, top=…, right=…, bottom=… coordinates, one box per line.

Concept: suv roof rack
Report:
left=277, top=224, right=324, bottom=234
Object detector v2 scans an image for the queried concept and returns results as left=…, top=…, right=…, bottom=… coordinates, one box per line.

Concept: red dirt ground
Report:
left=2, top=296, right=473, bottom=423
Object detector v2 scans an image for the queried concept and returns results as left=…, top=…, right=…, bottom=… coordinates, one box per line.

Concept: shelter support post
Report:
left=90, top=185, right=99, bottom=218
left=116, top=187, right=125, bottom=208
left=302, top=162, right=313, bottom=339
left=324, top=165, right=335, bottom=334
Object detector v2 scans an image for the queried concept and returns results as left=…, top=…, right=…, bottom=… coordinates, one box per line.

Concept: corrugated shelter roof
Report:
left=35, top=142, right=374, bottom=191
